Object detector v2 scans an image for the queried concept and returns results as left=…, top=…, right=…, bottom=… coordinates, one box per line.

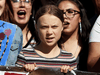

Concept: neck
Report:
left=60, top=29, right=82, bottom=58
left=35, top=42, right=59, bottom=54
left=22, top=25, right=32, bottom=47
left=22, top=25, right=29, bottom=34
left=16, top=22, right=28, bottom=30
left=62, top=30, right=79, bottom=43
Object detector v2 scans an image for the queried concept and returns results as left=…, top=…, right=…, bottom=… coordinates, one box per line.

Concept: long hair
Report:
left=0, top=0, right=15, bottom=23
left=57, top=0, right=91, bottom=45
left=24, top=0, right=36, bottom=48
left=27, top=0, right=36, bottom=39
left=8, top=0, right=36, bottom=48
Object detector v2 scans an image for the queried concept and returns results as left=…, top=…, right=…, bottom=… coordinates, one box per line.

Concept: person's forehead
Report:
left=59, top=1, right=79, bottom=10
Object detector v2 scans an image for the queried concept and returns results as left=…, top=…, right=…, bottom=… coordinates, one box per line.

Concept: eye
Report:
left=66, top=9, right=74, bottom=14
left=41, top=26, right=48, bottom=29
left=25, top=0, right=30, bottom=3
left=12, top=0, right=19, bottom=2
left=67, top=10, right=74, bottom=13
left=52, top=25, right=58, bottom=29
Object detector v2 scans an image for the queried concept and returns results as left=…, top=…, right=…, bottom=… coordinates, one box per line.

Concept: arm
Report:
left=87, top=15, right=100, bottom=72
left=87, top=42, right=100, bottom=72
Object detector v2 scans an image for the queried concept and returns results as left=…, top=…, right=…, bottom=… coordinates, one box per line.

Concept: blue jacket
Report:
left=0, top=20, right=23, bottom=66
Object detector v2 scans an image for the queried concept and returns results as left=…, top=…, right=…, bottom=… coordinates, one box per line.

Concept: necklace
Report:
left=62, top=43, right=79, bottom=56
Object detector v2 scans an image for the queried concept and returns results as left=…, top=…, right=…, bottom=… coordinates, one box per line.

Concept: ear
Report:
left=35, top=24, right=37, bottom=30
left=30, top=13, right=32, bottom=16
left=61, top=23, right=64, bottom=31
left=79, top=16, right=81, bottom=23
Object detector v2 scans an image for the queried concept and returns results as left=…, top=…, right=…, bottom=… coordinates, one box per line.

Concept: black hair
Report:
left=57, top=0, right=91, bottom=45
left=23, top=0, right=36, bottom=48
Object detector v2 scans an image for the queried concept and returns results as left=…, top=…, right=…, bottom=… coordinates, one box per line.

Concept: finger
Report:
left=24, top=64, right=29, bottom=72
left=29, top=65, right=34, bottom=72
left=29, top=64, right=36, bottom=72
left=34, top=62, right=37, bottom=67
left=64, top=65, right=70, bottom=73
left=69, top=66, right=76, bottom=71
left=64, top=66, right=68, bottom=73
left=26, top=64, right=31, bottom=72
left=24, top=64, right=28, bottom=70
left=61, top=65, right=64, bottom=72
left=61, top=65, right=67, bottom=73
left=26, top=64, right=34, bottom=72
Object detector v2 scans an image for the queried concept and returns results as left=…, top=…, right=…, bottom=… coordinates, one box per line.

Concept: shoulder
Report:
left=20, top=48, right=35, bottom=53
left=14, top=25, right=23, bottom=37
left=60, top=49, right=76, bottom=60
left=16, top=25, right=22, bottom=33
left=89, top=15, right=100, bottom=42
left=91, top=15, right=100, bottom=31
left=60, top=49, right=73, bottom=56
left=0, top=20, right=22, bottom=36
left=12, top=25, right=23, bottom=42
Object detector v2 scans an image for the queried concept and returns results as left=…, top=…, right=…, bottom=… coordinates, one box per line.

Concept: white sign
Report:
left=0, top=71, right=29, bottom=75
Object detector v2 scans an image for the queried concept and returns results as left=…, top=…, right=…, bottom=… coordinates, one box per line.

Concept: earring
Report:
left=80, top=22, right=82, bottom=35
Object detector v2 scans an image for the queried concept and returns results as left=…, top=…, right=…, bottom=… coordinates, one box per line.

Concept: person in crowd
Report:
left=57, top=0, right=91, bottom=71
left=89, top=0, right=100, bottom=27
left=33, top=0, right=59, bottom=18
left=87, top=15, right=100, bottom=72
left=16, top=5, right=77, bottom=73
left=0, top=0, right=14, bottom=23
left=10, top=0, right=36, bottom=48
left=87, top=0, right=100, bottom=72
left=0, top=0, right=5, bottom=16
left=0, top=0, right=23, bottom=66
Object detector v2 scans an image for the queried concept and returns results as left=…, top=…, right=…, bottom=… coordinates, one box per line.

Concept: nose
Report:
left=63, top=13, right=67, bottom=18
left=20, top=1, right=25, bottom=6
left=47, top=28, right=53, bottom=35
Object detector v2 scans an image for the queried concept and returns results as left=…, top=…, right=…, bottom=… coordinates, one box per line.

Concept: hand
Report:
left=61, top=65, right=70, bottom=73
left=61, top=65, right=76, bottom=73
left=24, top=63, right=37, bottom=72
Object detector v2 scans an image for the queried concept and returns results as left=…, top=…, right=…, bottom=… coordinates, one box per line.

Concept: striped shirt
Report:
left=16, top=48, right=77, bottom=68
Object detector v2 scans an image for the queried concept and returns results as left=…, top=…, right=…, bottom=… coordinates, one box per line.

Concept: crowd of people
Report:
left=0, top=0, right=100, bottom=74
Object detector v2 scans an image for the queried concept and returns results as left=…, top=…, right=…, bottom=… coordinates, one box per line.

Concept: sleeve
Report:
left=5, top=25, right=23, bottom=66
left=16, top=26, right=23, bottom=53
left=89, top=15, right=100, bottom=43
left=15, top=49, right=25, bottom=67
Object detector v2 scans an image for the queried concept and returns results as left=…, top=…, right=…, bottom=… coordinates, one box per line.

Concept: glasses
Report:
left=11, top=0, right=31, bottom=7
left=61, top=9, right=80, bottom=18
left=11, top=0, right=31, bottom=3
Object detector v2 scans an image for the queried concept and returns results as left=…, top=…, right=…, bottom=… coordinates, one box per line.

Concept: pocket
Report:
left=10, top=41, right=20, bottom=51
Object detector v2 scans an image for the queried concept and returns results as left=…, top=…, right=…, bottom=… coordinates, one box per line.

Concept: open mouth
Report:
left=46, top=37, right=54, bottom=42
left=46, top=37, right=54, bottom=39
left=63, top=22, right=69, bottom=29
left=63, top=22, right=69, bottom=25
left=17, top=10, right=26, bottom=19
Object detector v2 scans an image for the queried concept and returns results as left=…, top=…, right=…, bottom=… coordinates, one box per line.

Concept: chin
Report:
left=16, top=21, right=28, bottom=25
left=46, top=43, right=57, bottom=47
